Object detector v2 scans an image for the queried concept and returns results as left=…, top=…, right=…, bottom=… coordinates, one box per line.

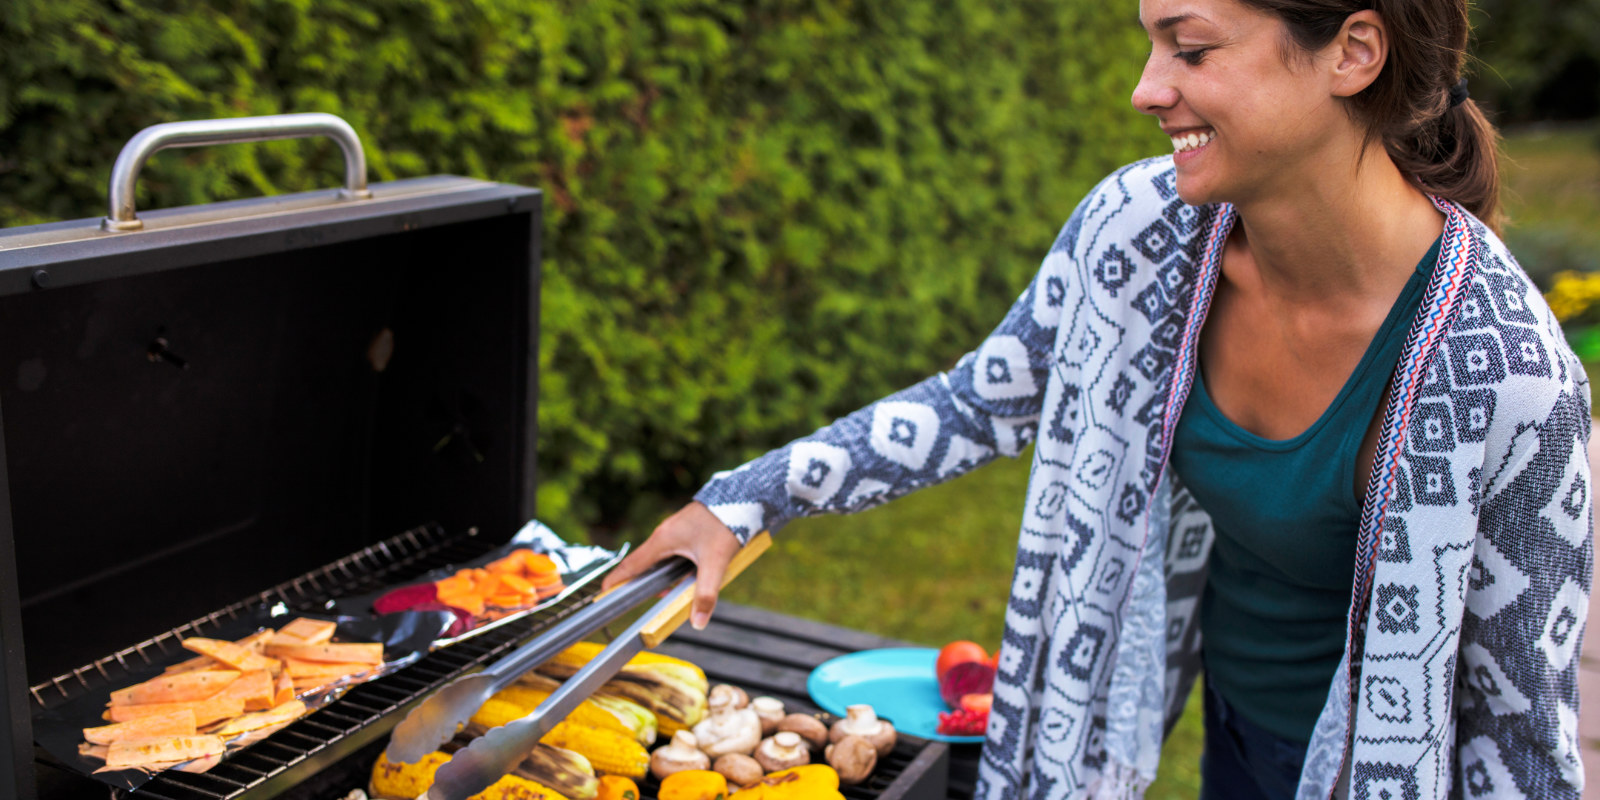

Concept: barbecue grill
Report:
left=0, top=114, right=960, bottom=800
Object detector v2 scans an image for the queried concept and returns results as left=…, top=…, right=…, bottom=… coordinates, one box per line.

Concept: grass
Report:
left=692, top=122, right=1599, bottom=799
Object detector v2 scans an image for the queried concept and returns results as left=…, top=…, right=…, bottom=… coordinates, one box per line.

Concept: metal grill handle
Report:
left=101, top=112, right=373, bottom=232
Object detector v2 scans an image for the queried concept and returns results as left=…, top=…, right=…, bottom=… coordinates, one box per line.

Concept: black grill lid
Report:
left=0, top=117, right=543, bottom=798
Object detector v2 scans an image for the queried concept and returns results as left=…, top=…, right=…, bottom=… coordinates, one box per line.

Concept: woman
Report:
left=602, top=0, right=1591, bottom=796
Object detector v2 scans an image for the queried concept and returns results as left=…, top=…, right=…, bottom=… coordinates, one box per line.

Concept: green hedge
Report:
left=0, top=0, right=1164, bottom=537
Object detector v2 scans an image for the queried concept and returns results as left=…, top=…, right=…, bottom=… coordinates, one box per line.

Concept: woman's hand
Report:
left=600, top=501, right=744, bottom=630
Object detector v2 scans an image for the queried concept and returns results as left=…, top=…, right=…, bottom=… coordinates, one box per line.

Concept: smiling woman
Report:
left=604, top=0, right=1591, bottom=798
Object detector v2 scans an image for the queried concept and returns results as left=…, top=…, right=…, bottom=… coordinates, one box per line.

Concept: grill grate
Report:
left=29, top=524, right=604, bottom=800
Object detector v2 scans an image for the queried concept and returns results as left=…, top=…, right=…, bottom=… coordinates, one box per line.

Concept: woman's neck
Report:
left=1226, top=140, right=1445, bottom=306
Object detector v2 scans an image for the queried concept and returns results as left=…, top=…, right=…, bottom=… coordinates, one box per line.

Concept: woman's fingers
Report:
left=599, top=526, right=671, bottom=590
left=597, top=502, right=744, bottom=630
left=686, top=517, right=742, bottom=630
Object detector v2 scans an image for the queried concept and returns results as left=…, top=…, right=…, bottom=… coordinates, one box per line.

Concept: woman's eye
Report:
left=1174, top=48, right=1209, bottom=65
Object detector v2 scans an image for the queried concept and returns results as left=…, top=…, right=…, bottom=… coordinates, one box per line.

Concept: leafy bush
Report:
left=0, top=0, right=1165, bottom=537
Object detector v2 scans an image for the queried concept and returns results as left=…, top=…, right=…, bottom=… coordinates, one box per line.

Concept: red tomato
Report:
left=936, top=641, right=989, bottom=681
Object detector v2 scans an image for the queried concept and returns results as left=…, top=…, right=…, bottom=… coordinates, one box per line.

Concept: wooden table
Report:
left=656, top=603, right=979, bottom=800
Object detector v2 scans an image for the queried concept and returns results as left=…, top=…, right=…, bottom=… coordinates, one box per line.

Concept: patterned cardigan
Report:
left=695, top=157, right=1591, bottom=799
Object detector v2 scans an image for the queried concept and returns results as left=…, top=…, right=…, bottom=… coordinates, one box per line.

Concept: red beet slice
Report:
left=939, top=660, right=996, bottom=708
left=373, top=582, right=438, bottom=614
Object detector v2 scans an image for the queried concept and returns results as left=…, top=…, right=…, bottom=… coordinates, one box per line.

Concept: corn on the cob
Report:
left=540, top=643, right=707, bottom=686
left=525, top=645, right=708, bottom=739
left=539, top=721, right=650, bottom=780
left=471, top=697, right=532, bottom=730
left=490, top=685, right=657, bottom=746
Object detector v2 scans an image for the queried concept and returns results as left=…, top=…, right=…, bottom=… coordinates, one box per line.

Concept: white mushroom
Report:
left=829, top=704, right=897, bottom=757
left=708, top=683, right=750, bottom=711
left=692, top=701, right=763, bottom=757
left=825, top=734, right=877, bottom=785
left=754, top=731, right=811, bottom=773
left=650, top=730, right=711, bottom=780
left=776, top=713, right=829, bottom=752
left=750, top=697, right=786, bottom=735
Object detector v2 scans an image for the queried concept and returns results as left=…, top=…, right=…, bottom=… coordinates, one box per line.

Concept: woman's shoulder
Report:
left=1435, top=203, right=1590, bottom=427
left=1077, top=156, right=1189, bottom=218
left=1051, top=156, right=1219, bottom=268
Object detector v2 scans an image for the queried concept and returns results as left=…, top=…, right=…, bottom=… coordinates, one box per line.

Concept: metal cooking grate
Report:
left=28, top=524, right=604, bottom=800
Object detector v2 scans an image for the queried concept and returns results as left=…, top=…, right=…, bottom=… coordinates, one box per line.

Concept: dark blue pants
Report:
left=1198, top=680, right=1310, bottom=800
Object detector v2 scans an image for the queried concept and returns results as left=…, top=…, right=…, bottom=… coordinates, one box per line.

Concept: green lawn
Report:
left=699, top=122, right=1600, bottom=799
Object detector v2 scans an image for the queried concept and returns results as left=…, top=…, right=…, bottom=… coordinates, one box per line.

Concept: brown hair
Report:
left=1238, top=0, right=1503, bottom=231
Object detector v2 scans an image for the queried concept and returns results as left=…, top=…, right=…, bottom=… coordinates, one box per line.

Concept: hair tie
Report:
left=1448, top=77, right=1470, bottom=109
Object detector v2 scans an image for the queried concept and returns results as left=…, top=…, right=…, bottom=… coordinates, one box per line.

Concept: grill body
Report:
left=0, top=176, right=543, bottom=798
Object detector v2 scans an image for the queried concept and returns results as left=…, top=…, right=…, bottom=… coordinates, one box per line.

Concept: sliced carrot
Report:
left=436, top=573, right=474, bottom=595
left=182, top=638, right=277, bottom=672
left=278, top=618, right=337, bottom=645
left=110, top=671, right=240, bottom=707
left=213, top=699, right=307, bottom=737
left=474, top=572, right=504, bottom=598
left=106, top=696, right=245, bottom=727
left=281, top=658, right=372, bottom=679
left=485, top=550, right=527, bottom=574
left=522, top=553, right=559, bottom=577
left=214, top=670, right=276, bottom=711
left=83, top=709, right=198, bottom=746
left=106, top=735, right=225, bottom=768
left=267, top=642, right=383, bottom=665
left=497, top=573, right=536, bottom=595
left=436, top=590, right=485, bottom=617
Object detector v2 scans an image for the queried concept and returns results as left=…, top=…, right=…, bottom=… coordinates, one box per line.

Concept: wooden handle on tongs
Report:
left=639, top=531, right=772, bottom=647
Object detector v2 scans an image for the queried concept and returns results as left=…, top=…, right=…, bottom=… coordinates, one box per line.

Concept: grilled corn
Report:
left=525, top=645, right=708, bottom=738
left=489, top=685, right=657, bottom=746
left=539, top=721, right=650, bottom=779
left=539, top=643, right=707, bottom=686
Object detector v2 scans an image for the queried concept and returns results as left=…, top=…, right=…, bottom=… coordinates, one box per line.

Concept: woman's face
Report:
left=1132, top=0, right=1359, bottom=207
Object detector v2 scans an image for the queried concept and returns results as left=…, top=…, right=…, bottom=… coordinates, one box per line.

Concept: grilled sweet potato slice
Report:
left=83, top=709, right=198, bottom=746
left=267, top=642, right=382, bottom=665
left=182, top=638, right=277, bottom=673
left=212, top=699, right=307, bottom=737
left=109, top=671, right=240, bottom=707
left=278, top=618, right=337, bottom=645
left=105, top=735, right=225, bottom=768
left=281, top=658, right=372, bottom=679
left=213, top=670, right=276, bottom=711
left=106, top=696, right=245, bottom=727
left=273, top=671, right=295, bottom=707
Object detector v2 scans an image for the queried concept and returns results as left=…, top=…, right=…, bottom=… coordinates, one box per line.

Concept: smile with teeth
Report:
left=1171, top=129, right=1215, bottom=153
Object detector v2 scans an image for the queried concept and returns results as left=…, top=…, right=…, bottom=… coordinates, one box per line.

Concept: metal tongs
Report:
left=391, top=532, right=772, bottom=800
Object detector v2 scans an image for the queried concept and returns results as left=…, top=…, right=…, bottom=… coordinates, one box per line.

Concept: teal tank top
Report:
left=1169, top=236, right=1439, bottom=743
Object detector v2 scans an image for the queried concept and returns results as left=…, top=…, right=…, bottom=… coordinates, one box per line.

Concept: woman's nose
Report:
left=1131, top=55, right=1177, bottom=116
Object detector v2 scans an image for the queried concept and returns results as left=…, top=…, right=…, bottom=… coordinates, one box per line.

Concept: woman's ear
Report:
left=1328, top=9, right=1387, bottom=97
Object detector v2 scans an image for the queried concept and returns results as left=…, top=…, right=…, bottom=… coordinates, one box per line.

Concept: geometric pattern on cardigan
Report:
left=694, top=157, right=1590, bottom=799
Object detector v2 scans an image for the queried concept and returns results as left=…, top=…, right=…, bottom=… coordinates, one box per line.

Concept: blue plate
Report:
left=806, top=647, right=985, bottom=744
